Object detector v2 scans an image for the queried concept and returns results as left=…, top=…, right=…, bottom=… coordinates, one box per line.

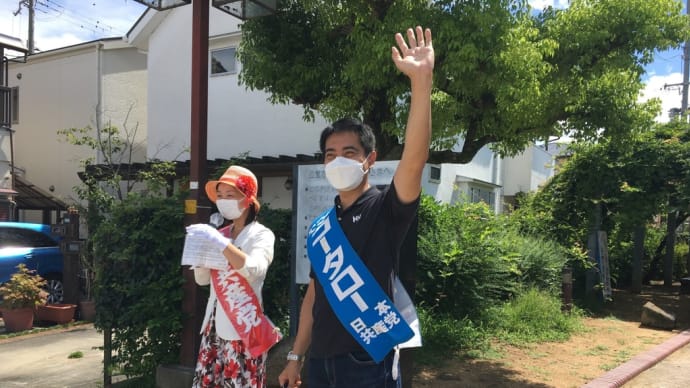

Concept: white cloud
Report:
left=639, top=72, right=684, bottom=123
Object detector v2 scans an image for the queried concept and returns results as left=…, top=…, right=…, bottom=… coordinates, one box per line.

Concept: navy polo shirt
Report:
left=309, top=181, right=419, bottom=358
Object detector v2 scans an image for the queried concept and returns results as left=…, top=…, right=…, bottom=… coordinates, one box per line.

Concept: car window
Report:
left=0, top=227, right=58, bottom=248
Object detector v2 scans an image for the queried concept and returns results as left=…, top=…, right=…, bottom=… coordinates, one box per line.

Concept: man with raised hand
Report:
left=279, top=25, right=434, bottom=388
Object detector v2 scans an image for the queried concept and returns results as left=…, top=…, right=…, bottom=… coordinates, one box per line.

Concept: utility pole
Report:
left=13, top=0, right=35, bottom=54
left=680, top=0, right=690, bottom=114
left=662, top=0, right=690, bottom=287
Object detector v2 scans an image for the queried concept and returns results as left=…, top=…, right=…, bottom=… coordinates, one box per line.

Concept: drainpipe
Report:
left=96, top=42, right=104, bottom=164
left=2, top=50, right=16, bottom=220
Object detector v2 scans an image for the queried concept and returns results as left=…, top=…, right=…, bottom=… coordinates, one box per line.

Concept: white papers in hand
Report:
left=180, top=233, right=228, bottom=270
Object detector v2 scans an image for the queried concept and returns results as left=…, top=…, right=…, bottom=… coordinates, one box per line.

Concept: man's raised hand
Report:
left=392, top=26, right=434, bottom=80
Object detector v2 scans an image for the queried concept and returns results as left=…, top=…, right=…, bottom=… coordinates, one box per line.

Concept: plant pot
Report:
left=35, top=303, right=77, bottom=324
left=1, top=307, right=35, bottom=332
left=79, top=300, right=96, bottom=322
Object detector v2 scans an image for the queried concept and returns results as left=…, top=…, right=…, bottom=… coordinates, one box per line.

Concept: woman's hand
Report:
left=186, top=223, right=230, bottom=252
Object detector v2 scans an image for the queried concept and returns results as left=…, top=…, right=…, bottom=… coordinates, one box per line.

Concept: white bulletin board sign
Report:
left=293, top=161, right=399, bottom=284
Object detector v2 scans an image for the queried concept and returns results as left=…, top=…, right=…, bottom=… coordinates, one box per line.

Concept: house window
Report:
left=0, top=86, right=9, bottom=127
left=429, top=165, right=441, bottom=182
left=210, top=47, right=237, bottom=76
left=12, top=87, right=19, bottom=124
left=468, top=185, right=495, bottom=207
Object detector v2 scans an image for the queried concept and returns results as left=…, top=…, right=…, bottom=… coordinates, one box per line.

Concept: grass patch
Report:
left=416, top=307, right=490, bottom=364
left=492, top=288, right=585, bottom=345
left=68, top=351, right=84, bottom=359
left=584, top=345, right=609, bottom=356
left=601, top=362, right=618, bottom=371
left=415, top=288, right=587, bottom=364
left=614, top=350, right=632, bottom=362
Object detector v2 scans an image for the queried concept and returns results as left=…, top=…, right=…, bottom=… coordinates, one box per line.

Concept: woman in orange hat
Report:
left=186, top=165, right=280, bottom=388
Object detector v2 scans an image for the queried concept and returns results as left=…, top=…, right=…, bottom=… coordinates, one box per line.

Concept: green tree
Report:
left=238, top=0, right=688, bottom=161
left=519, top=122, right=690, bottom=291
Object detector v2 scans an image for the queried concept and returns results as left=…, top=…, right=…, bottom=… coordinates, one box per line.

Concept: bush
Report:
left=491, top=288, right=584, bottom=345
left=93, top=193, right=185, bottom=380
left=415, top=306, right=489, bottom=364
left=416, top=196, right=518, bottom=320
left=257, top=205, right=292, bottom=331
left=416, top=195, right=572, bottom=321
left=495, top=230, right=569, bottom=294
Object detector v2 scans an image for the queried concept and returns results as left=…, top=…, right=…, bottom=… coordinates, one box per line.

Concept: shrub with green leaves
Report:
left=416, top=196, right=519, bottom=320
left=92, top=192, right=185, bottom=381
left=0, top=264, right=48, bottom=309
left=416, top=194, right=573, bottom=322
left=495, top=230, right=569, bottom=294
left=491, top=288, right=584, bottom=345
left=256, top=205, right=291, bottom=331
left=416, top=306, right=489, bottom=364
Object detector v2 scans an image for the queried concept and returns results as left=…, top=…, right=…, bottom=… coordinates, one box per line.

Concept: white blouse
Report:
left=193, top=221, right=275, bottom=340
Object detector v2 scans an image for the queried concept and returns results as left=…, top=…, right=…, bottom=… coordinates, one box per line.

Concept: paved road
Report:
left=584, top=329, right=690, bottom=388
left=0, top=324, right=105, bottom=388
left=623, top=340, right=690, bottom=388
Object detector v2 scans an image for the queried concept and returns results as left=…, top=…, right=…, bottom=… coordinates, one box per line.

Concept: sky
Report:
left=0, top=0, right=686, bottom=123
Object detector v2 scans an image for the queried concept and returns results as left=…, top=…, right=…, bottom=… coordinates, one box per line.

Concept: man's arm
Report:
left=391, top=26, right=434, bottom=204
left=278, top=279, right=315, bottom=388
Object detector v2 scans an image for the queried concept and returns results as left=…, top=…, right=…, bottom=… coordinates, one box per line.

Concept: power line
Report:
left=36, top=0, right=126, bottom=36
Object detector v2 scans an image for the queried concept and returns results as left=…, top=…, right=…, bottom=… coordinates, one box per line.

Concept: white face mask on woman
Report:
left=324, top=156, right=369, bottom=191
left=216, top=199, right=245, bottom=220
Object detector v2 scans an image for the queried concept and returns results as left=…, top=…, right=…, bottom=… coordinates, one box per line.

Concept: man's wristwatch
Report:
left=286, top=351, right=305, bottom=362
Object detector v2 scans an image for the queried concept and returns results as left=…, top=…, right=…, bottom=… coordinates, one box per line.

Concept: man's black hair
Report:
left=319, top=118, right=376, bottom=157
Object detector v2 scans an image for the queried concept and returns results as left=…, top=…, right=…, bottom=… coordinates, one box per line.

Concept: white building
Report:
left=4, top=37, right=147, bottom=223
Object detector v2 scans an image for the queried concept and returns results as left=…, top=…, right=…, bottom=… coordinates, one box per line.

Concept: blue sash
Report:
left=307, top=207, right=414, bottom=362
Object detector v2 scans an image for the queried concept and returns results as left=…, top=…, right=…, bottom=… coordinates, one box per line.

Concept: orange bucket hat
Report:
left=205, top=165, right=261, bottom=212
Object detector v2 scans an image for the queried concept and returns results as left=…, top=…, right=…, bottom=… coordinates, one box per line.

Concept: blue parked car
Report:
left=0, top=222, right=64, bottom=304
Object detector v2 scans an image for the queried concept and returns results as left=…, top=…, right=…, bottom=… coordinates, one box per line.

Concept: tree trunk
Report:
left=664, top=210, right=677, bottom=287
left=631, top=226, right=645, bottom=294
left=586, top=203, right=602, bottom=297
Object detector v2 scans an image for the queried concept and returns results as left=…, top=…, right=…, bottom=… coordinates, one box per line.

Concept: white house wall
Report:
left=8, top=41, right=147, bottom=206
left=528, top=146, right=554, bottom=191
left=502, top=145, right=555, bottom=196
left=502, top=148, right=532, bottom=195
left=419, top=146, right=500, bottom=205
left=145, top=7, right=329, bottom=162
left=425, top=148, right=500, bottom=202
left=100, top=48, right=148, bottom=162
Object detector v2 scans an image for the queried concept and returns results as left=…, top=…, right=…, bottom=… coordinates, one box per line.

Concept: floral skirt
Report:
left=192, top=306, right=267, bottom=388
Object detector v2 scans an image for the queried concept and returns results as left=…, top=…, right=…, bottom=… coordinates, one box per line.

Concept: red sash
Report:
left=211, top=270, right=282, bottom=357
left=209, top=226, right=281, bottom=357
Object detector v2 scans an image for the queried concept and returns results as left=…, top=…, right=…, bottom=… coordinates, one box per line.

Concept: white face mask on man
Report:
left=324, top=155, right=369, bottom=191
left=215, top=199, right=245, bottom=220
